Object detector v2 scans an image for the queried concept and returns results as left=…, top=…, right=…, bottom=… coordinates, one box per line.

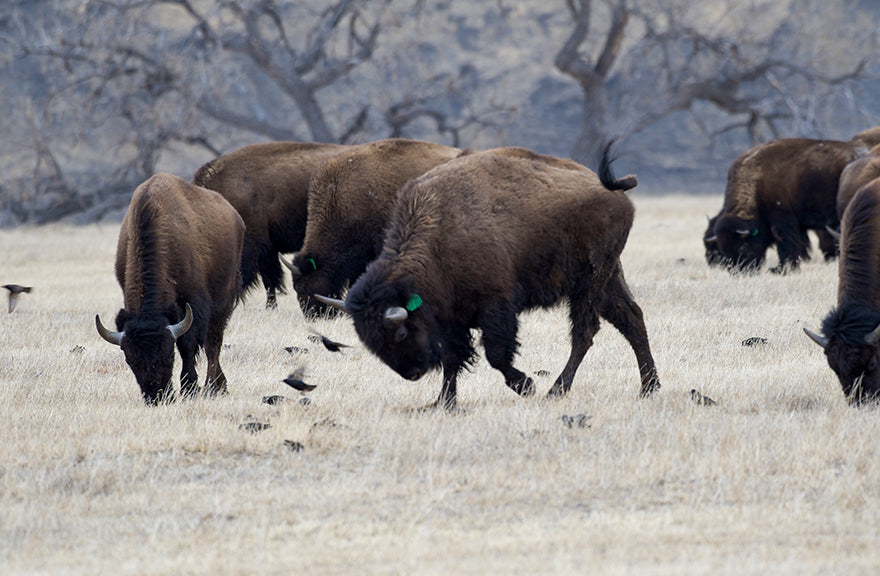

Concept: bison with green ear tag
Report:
left=316, top=145, right=660, bottom=411
left=96, top=173, right=245, bottom=405
left=805, top=180, right=880, bottom=404
left=710, top=138, right=863, bottom=273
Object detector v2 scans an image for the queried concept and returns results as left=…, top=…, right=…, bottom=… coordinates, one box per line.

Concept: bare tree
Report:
left=555, top=0, right=877, bottom=167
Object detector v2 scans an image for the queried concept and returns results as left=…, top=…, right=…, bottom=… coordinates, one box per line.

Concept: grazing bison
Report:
left=315, top=148, right=660, bottom=410
left=193, top=141, right=347, bottom=308
left=836, top=145, right=880, bottom=221
left=285, top=139, right=460, bottom=316
left=805, top=179, right=880, bottom=404
left=96, top=173, right=245, bottom=404
left=706, top=138, right=864, bottom=272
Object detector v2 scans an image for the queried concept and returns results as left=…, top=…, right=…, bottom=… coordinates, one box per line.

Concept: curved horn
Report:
left=825, top=225, right=841, bottom=241
left=736, top=228, right=752, bottom=238
left=168, top=303, right=194, bottom=340
left=803, top=327, right=829, bottom=349
left=280, top=254, right=301, bottom=278
left=96, top=314, right=124, bottom=346
left=313, top=294, right=350, bottom=314
left=864, top=322, right=880, bottom=345
left=384, top=306, right=408, bottom=323
left=705, top=235, right=717, bottom=243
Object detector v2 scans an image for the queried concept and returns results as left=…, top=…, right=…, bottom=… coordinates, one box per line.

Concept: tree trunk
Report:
left=570, top=82, right=607, bottom=170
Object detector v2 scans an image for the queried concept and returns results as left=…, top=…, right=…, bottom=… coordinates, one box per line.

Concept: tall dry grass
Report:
left=1, top=195, right=878, bottom=575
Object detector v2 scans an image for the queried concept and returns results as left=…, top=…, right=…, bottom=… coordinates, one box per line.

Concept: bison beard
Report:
left=319, top=148, right=660, bottom=410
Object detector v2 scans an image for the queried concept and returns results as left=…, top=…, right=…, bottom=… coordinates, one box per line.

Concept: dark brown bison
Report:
left=805, top=178, right=880, bottom=404
left=315, top=148, right=660, bottom=410
left=96, top=173, right=245, bottom=404
left=193, top=141, right=347, bottom=308
left=836, top=145, right=880, bottom=221
left=705, top=138, right=864, bottom=272
left=284, top=139, right=460, bottom=316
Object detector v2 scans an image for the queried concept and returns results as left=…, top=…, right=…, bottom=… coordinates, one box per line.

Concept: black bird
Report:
left=307, top=328, right=351, bottom=352
left=3, top=284, right=32, bottom=313
left=690, top=389, right=717, bottom=406
left=283, top=366, right=317, bottom=392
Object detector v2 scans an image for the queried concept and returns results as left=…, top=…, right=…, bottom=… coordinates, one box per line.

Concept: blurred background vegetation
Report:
left=1, top=0, right=878, bottom=225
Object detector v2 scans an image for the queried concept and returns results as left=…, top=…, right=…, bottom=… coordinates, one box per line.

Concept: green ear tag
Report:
left=751, top=228, right=759, bottom=237
left=405, top=293, right=422, bottom=312
left=307, top=258, right=317, bottom=271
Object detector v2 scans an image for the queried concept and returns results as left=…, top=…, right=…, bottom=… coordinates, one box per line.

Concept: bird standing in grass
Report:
left=3, top=284, right=32, bottom=313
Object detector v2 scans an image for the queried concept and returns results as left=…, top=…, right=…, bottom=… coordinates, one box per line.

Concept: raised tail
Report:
left=598, top=140, right=638, bottom=192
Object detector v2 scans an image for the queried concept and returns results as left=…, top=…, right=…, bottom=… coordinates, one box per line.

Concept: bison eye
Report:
left=394, top=326, right=408, bottom=343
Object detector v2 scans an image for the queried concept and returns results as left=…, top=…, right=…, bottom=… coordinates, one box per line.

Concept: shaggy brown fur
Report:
left=836, top=145, right=880, bottom=220
left=711, top=138, right=864, bottom=272
left=193, top=141, right=348, bottom=308
left=342, top=149, right=659, bottom=410
left=290, top=139, right=460, bottom=315
left=851, top=126, right=880, bottom=149
left=101, top=173, right=244, bottom=404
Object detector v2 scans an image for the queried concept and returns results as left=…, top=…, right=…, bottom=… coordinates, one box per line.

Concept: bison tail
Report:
left=598, top=140, right=638, bottom=192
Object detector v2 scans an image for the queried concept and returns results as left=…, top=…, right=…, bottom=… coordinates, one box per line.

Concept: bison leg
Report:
left=203, top=317, right=229, bottom=396
left=597, top=268, right=660, bottom=397
left=177, top=334, right=200, bottom=399
left=478, top=302, right=535, bottom=397
left=259, top=250, right=285, bottom=310
left=429, top=369, right=458, bottom=411
left=815, top=228, right=839, bottom=261
left=547, top=299, right=600, bottom=397
left=770, top=220, right=810, bottom=273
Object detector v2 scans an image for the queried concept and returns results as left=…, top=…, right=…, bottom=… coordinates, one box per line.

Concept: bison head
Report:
left=315, top=282, right=442, bottom=382
left=283, top=253, right=347, bottom=318
left=96, top=304, right=193, bottom=404
left=713, top=215, right=770, bottom=272
left=804, top=302, right=880, bottom=404
left=703, top=213, right=727, bottom=267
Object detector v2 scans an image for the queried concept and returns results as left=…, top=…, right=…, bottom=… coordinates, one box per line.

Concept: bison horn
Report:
left=825, top=225, right=841, bottom=241
left=803, top=327, right=829, bottom=349
left=384, top=306, right=408, bottom=323
left=96, top=314, right=124, bottom=346
left=168, top=303, right=194, bottom=340
left=864, top=322, right=880, bottom=345
left=280, top=254, right=301, bottom=278
left=313, top=294, right=350, bottom=314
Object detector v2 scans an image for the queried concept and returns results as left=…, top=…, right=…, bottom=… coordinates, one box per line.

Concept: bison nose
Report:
left=405, top=367, right=424, bottom=381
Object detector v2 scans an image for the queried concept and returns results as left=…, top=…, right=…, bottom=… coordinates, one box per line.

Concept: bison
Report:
left=805, top=179, right=880, bottom=404
left=284, top=139, right=460, bottom=316
left=705, top=138, right=864, bottom=272
left=315, top=147, right=660, bottom=410
left=96, top=173, right=245, bottom=404
left=193, top=141, right=348, bottom=308
left=836, top=145, right=880, bottom=222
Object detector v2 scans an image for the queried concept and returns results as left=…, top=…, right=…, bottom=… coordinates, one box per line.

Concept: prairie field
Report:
left=1, top=194, right=879, bottom=575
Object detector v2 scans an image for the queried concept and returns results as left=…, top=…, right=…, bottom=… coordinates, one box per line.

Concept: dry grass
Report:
left=1, top=195, right=878, bottom=575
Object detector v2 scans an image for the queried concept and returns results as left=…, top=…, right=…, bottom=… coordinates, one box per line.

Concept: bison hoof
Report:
left=639, top=378, right=661, bottom=397
left=508, top=376, right=535, bottom=397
